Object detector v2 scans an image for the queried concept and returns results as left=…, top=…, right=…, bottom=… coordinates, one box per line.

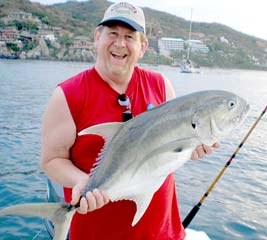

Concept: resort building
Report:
left=158, top=37, right=184, bottom=56
left=186, top=39, right=209, bottom=53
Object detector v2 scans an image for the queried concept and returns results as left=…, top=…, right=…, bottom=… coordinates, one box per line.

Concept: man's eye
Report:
left=126, top=35, right=135, bottom=41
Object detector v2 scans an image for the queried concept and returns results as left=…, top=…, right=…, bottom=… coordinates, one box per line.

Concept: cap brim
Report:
left=98, top=17, right=144, bottom=33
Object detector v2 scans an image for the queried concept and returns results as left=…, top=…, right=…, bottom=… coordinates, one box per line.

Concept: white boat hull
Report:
left=185, top=228, right=211, bottom=240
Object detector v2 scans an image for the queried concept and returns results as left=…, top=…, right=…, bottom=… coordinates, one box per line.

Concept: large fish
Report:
left=0, top=90, right=250, bottom=240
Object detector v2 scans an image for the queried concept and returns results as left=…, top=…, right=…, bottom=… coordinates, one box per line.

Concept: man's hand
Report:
left=71, top=181, right=110, bottom=214
left=191, top=142, right=220, bottom=160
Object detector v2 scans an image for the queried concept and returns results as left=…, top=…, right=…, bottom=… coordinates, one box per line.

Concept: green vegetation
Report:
left=0, top=0, right=266, bottom=70
left=21, top=40, right=38, bottom=51
left=6, top=42, right=20, bottom=52
left=0, top=20, right=4, bottom=27
left=10, top=20, right=38, bottom=34
left=58, top=35, right=73, bottom=48
left=141, top=52, right=173, bottom=65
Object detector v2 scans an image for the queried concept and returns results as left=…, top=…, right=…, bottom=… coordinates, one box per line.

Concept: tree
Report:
left=6, top=42, right=20, bottom=52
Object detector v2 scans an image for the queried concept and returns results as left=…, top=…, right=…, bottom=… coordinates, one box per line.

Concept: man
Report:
left=40, top=2, right=219, bottom=239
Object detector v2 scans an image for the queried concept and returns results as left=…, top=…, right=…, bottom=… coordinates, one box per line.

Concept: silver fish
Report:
left=0, top=90, right=250, bottom=240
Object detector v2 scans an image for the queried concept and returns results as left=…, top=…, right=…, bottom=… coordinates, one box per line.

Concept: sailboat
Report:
left=180, top=9, right=200, bottom=74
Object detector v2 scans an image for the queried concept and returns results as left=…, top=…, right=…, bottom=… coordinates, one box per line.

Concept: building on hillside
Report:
left=39, top=30, right=56, bottom=42
left=20, top=31, right=39, bottom=43
left=158, top=38, right=184, bottom=56
left=220, top=36, right=229, bottom=44
left=186, top=39, right=209, bottom=53
left=71, top=36, right=94, bottom=50
left=0, top=27, right=19, bottom=42
left=0, top=41, right=9, bottom=56
left=2, top=12, right=41, bottom=24
left=8, top=12, right=33, bottom=20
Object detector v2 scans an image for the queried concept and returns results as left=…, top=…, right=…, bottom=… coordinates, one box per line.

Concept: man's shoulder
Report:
left=60, top=67, right=94, bottom=86
left=134, top=66, right=163, bottom=79
left=134, top=66, right=166, bottom=101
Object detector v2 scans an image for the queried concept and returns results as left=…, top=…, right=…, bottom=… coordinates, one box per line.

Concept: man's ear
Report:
left=94, top=27, right=102, bottom=49
left=139, top=39, right=148, bottom=59
left=94, top=28, right=101, bottom=41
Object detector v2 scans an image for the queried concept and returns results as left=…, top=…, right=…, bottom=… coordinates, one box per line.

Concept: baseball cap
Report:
left=98, top=2, right=146, bottom=33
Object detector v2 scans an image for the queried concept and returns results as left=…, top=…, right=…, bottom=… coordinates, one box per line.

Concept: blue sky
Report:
left=30, top=0, right=267, bottom=41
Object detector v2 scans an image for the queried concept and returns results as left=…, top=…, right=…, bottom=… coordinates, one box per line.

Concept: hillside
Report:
left=0, top=0, right=266, bottom=69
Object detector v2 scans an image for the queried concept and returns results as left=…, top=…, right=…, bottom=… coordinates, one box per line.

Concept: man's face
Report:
left=94, top=24, right=147, bottom=78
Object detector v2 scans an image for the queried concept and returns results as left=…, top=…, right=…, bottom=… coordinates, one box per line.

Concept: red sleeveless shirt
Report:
left=59, top=66, right=186, bottom=240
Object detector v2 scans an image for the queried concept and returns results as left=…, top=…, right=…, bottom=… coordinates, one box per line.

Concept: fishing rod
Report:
left=182, top=105, right=267, bottom=228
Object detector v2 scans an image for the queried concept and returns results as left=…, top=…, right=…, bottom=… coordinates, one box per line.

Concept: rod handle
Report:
left=182, top=205, right=200, bottom=228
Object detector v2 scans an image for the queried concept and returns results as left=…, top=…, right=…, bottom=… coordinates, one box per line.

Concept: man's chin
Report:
left=109, top=65, right=128, bottom=76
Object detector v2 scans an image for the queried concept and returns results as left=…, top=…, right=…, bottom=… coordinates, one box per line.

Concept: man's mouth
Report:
left=111, top=52, right=127, bottom=60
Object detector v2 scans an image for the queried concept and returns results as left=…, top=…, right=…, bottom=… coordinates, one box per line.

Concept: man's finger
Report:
left=191, top=150, right=199, bottom=160
left=77, top=196, right=88, bottom=214
left=101, top=190, right=110, bottom=205
left=86, top=191, right=97, bottom=212
left=196, top=145, right=206, bottom=158
left=212, top=142, right=220, bottom=148
left=71, top=184, right=82, bottom=205
left=202, top=144, right=213, bottom=155
left=93, top=189, right=105, bottom=208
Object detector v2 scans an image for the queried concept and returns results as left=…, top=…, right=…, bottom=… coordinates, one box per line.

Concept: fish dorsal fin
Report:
left=78, top=122, right=123, bottom=141
left=78, top=122, right=123, bottom=184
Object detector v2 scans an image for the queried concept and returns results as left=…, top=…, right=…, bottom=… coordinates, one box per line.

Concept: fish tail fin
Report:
left=0, top=203, right=75, bottom=240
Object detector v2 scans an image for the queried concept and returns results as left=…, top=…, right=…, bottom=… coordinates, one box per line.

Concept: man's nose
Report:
left=113, top=36, right=126, bottom=47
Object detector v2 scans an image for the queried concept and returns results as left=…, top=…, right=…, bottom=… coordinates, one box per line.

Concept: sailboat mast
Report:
left=187, top=8, right=193, bottom=60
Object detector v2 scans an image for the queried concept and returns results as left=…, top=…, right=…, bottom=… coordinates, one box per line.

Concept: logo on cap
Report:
left=111, top=2, right=138, bottom=13
left=98, top=2, right=146, bottom=33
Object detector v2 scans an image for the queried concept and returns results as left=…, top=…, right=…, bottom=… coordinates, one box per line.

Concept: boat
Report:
left=180, top=58, right=200, bottom=74
left=45, top=178, right=210, bottom=240
left=180, top=9, right=200, bottom=74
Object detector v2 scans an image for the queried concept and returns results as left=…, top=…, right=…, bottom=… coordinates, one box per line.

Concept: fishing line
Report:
left=182, top=105, right=267, bottom=228
left=32, top=228, right=43, bottom=240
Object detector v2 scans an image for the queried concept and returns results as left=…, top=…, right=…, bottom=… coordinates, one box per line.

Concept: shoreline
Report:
left=1, top=57, right=266, bottom=72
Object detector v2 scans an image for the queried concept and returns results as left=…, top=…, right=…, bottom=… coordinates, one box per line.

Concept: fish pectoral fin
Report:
left=0, top=203, right=75, bottom=240
left=78, top=122, right=123, bottom=141
left=138, top=149, right=193, bottom=181
left=131, top=193, right=154, bottom=226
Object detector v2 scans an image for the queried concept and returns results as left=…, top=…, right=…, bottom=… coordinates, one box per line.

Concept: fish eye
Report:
left=228, top=100, right=236, bottom=108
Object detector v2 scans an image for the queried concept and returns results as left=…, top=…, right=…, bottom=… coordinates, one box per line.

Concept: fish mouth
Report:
left=210, top=102, right=251, bottom=138
left=244, top=103, right=250, bottom=117
left=238, top=103, right=250, bottom=125
left=210, top=117, right=223, bottom=138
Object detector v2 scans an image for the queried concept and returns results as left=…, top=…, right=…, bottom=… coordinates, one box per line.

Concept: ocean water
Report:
left=0, top=60, right=266, bottom=239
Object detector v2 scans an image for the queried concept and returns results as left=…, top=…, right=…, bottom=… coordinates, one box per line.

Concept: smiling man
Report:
left=40, top=2, right=219, bottom=239
left=93, top=3, right=148, bottom=92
